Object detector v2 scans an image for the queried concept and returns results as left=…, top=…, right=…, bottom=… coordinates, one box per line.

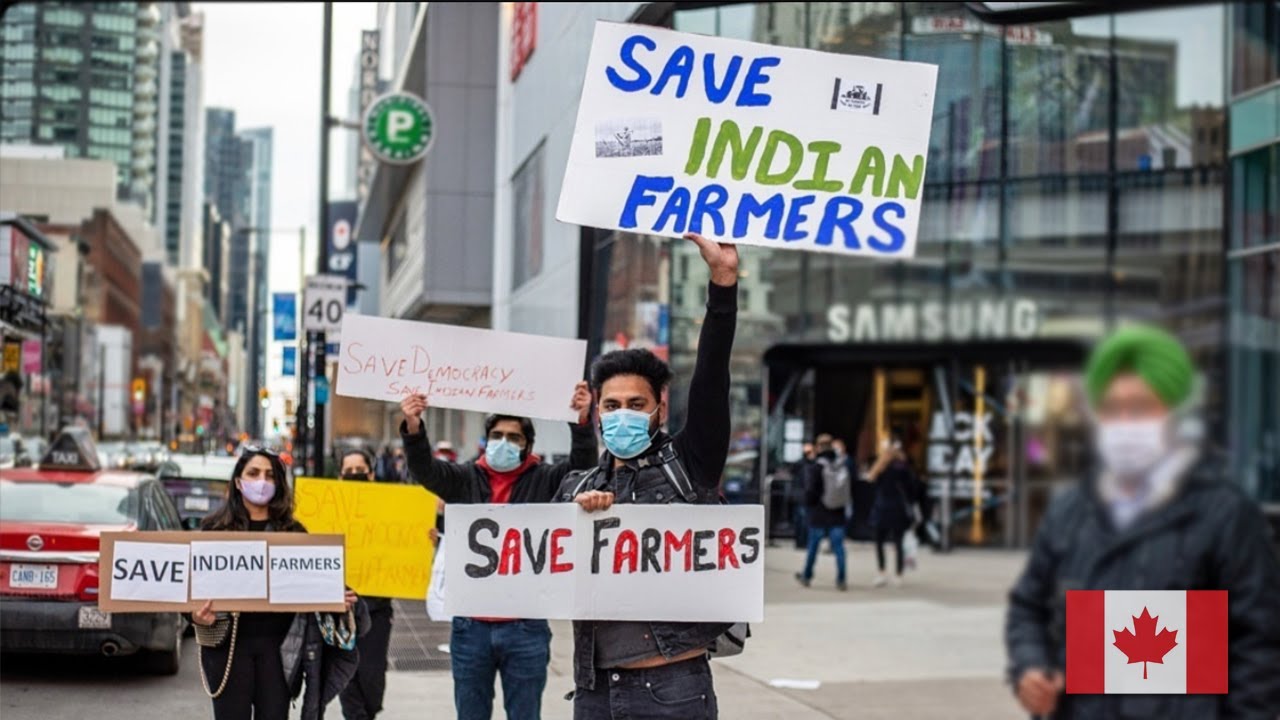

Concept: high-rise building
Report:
left=0, top=2, right=164, bottom=210
left=238, top=127, right=272, bottom=439
left=154, top=3, right=204, bottom=268
left=203, top=107, right=247, bottom=229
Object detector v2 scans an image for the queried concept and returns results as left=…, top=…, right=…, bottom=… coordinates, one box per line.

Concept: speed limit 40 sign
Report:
left=303, top=275, right=347, bottom=334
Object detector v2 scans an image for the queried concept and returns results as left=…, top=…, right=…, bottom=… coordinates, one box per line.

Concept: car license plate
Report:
left=9, top=563, right=58, bottom=589
left=184, top=496, right=210, bottom=512
left=78, top=606, right=112, bottom=629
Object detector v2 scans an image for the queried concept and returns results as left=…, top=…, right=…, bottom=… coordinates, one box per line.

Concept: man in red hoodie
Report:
left=400, top=383, right=595, bottom=720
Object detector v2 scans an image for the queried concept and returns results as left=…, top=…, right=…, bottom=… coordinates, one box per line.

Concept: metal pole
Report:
left=312, top=0, right=333, bottom=477
left=97, top=344, right=105, bottom=440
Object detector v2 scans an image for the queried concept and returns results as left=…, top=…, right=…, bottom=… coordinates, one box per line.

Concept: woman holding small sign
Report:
left=191, top=447, right=365, bottom=720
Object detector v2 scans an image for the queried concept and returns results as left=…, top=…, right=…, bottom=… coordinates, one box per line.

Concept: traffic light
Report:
left=259, top=387, right=271, bottom=410
left=132, top=378, right=146, bottom=403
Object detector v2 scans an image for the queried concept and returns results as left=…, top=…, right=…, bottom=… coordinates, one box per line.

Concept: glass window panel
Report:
left=511, top=144, right=545, bottom=290
left=1007, top=17, right=1111, bottom=177
left=904, top=2, right=1003, bottom=184
left=42, top=7, right=85, bottom=27
left=1114, top=6, right=1225, bottom=171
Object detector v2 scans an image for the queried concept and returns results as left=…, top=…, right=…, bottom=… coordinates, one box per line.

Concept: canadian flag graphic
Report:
left=1066, top=590, right=1227, bottom=694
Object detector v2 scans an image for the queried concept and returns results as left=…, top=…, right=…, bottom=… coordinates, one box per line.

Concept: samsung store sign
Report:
left=827, top=299, right=1040, bottom=343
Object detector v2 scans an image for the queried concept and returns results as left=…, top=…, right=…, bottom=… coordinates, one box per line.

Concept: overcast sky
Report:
left=198, top=2, right=378, bottom=415
left=198, top=2, right=377, bottom=294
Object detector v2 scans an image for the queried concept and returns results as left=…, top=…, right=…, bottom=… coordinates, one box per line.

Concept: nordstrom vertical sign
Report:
left=357, top=30, right=380, bottom=204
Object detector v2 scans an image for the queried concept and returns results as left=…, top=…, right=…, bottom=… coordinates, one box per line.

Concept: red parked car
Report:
left=0, top=428, right=185, bottom=674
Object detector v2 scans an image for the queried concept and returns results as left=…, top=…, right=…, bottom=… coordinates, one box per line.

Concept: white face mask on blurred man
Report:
left=1096, top=418, right=1168, bottom=479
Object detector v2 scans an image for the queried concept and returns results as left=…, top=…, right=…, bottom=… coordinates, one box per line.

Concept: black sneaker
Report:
left=837, top=581, right=848, bottom=591
left=794, top=572, right=811, bottom=588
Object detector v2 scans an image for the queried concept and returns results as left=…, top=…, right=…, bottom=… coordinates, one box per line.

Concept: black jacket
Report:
left=402, top=421, right=598, bottom=504
left=282, top=602, right=372, bottom=720
left=555, top=281, right=738, bottom=691
left=1005, top=456, right=1280, bottom=719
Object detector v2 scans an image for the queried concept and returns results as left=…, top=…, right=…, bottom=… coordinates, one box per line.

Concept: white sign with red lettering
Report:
left=444, top=503, right=765, bottom=622
left=335, top=314, right=587, bottom=422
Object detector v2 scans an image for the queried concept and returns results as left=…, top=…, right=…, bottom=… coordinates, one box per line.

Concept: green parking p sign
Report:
left=362, top=92, right=434, bottom=164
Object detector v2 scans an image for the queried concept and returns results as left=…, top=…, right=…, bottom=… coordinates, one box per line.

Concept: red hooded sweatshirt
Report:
left=475, top=452, right=540, bottom=504
left=472, top=452, right=540, bottom=622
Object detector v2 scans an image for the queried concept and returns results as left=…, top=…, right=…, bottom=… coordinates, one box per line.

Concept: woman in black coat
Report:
left=866, top=432, right=920, bottom=588
left=192, top=448, right=363, bottom=720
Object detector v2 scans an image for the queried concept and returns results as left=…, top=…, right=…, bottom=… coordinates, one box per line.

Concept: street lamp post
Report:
left=311, top=0, right=333, bottom=477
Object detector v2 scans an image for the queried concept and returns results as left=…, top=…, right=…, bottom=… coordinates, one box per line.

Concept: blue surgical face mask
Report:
left=601, top=408, right=657, bottom=459
left=484, top=439, right=522, bottom=472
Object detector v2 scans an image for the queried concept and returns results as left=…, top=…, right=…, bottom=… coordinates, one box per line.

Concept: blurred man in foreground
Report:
left=1005, top=325, right=1280, bottom=719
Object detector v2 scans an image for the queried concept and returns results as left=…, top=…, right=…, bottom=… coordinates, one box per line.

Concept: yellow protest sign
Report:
left=294, top=478, right=438, bottom=600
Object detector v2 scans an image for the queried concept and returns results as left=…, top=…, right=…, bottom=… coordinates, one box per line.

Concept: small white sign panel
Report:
left=190, top=541, right=269, bottom=600
left=268, top=545, right=346, bottom=605
left=109, top=541, right=191, bottom=603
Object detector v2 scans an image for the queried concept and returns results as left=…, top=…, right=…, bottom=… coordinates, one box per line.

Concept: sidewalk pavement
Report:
left=378, top=543, right=1031, bottom=719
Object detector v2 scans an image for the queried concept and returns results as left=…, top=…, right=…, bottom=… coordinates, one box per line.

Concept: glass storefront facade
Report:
left=583, top=2, right=1278, bottom=545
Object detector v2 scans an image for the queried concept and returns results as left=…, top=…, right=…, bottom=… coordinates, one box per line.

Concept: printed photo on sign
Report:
left=594, top=117, right=664, bottom=158
left=109, top=541, right=190, bottom=603
left=556, top=22, right=938, bottom=259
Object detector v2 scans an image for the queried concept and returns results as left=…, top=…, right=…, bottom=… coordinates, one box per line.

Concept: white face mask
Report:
left=1096, top=419, right=1168, bottom=478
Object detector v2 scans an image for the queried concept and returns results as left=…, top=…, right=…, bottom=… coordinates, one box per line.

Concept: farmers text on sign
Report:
left=445, top=504, right=765, bottom=622
left=557, top=22, right=938, bottom=259
left=97, top=532, right=346, bottom=612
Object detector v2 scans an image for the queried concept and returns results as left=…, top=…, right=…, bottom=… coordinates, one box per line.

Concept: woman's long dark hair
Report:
left=201, top=450, right=304, bottom=532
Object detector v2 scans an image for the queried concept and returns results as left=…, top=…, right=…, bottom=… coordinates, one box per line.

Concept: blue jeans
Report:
left=801, top=525, right=847, bottom=584
left=451, top=617, right=551, bottom=720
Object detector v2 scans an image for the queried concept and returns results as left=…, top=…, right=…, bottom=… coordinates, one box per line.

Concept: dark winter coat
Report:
left=282, top=601, right=372, bottom=720
left=1005, top=456, right=1280, bottom=719
left=869, top=461, right=919, bottom=533
left=402, top=421, right=598, bottom=504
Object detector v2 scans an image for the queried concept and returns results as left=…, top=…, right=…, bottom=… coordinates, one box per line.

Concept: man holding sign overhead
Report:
left=399, top=382, right=596, bottom=720
left=556, top=231, right=739, bottom=720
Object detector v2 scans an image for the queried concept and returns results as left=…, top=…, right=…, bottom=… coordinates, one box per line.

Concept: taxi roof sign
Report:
left=39, top=427, right=103, bottom=472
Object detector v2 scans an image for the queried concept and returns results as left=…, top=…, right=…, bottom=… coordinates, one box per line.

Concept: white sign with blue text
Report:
left=557, top=22, right=938, bottom=259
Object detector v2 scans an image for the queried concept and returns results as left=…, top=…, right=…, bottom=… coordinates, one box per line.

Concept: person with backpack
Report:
left=795, top=434, right=851, bottom=591
left=558, top=231, right=738, bottom=720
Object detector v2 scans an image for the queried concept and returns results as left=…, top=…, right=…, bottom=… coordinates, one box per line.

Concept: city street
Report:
left=1, top=546, right=1028, bottom=720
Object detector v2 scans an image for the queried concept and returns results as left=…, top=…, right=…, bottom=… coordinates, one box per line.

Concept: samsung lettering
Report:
left=557, top=22, right=938, bottom=259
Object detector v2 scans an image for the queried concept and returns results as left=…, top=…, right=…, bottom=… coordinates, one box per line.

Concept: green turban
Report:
left=1084, top=325, right=1195, bottom=408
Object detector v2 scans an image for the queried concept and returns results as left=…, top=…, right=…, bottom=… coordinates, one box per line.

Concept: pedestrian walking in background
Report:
left=790, top=442, right=816, bottom=549
left=1005, top=325, right=1280, bottom=719
left=336, top=449, right=394, bottom=720
left=400, top=381, right=596, bottom=720
left=192, top=448, right=364, bottom=720
left=866, top=429, right=921, bottom=588
left=795, top=434, right=851, bottom=591
left=560, top=231, right=740, bottom=720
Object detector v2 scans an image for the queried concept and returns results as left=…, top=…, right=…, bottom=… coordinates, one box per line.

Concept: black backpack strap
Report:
left=636, top=443, right=698, bottom=503
left=564, top=467, right=602, bottom=501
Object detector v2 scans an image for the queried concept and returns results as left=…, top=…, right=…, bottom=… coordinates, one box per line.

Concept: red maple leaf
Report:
left=1113, top=606, right=1179, bottom=680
